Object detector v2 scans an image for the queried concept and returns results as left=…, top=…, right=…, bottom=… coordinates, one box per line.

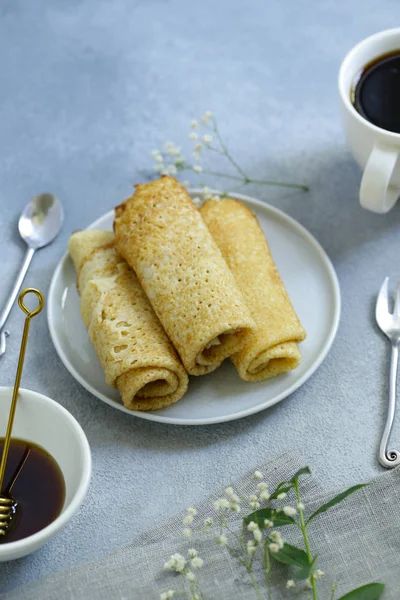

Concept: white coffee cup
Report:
left=339, top=28, right=400, bottom=213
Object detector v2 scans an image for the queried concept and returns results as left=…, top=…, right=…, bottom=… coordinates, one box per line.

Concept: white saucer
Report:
left=47, top=191, right=340, bottom=425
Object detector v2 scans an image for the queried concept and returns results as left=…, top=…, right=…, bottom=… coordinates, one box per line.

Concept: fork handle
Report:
left=379, top=342, right=400, bottom=468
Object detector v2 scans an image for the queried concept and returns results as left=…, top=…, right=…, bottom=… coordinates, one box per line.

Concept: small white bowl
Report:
left=0, top=387, right=91, bottom=561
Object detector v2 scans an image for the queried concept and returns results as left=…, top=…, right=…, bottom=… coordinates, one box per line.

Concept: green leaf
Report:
left=290, top=466, right=311, bottom=484
left=244, top=507, right=296, bottom=528
left=269, top=484, right=293, bottom=500
left=307, top=484, right=366, bottom=524
left=337, top=582, right=385, bottom=600
left=295, top=555, right=318, bottom=581
left=269, top=542, right=309, bottom=568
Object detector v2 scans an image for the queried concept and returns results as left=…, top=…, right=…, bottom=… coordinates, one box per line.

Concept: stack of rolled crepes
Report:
left=69, top=176, right=306, bottom=411
left=114, top=176, right=256, bottom=375
left=200, top=198, right=306, bottom=381
left=68, top=230, right=188, bottom=410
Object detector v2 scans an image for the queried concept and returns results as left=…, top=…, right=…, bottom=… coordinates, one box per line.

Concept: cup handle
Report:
left=360, top=144, right=399, bottom=213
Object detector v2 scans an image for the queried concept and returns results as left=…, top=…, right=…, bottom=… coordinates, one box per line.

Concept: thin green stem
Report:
left=246, top=178, right=309, bottom=191
left=179, top=162, right=308, bottom=191
left=211, top=118, right=249, bottom=179
left=294, top=481, right=317, bottom=600
left=330, top=583, right=336, bottom=600
left=262, top=540, right=272, bottom=600
left=225, top=544, right=247, bottom=569
left=247, top=569, right=263, bottom=600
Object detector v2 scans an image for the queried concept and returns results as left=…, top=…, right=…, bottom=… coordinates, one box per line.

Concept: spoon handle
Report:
left=0, top=247, right=35, bottom=357
left=0, top=288, right=44, bottom=492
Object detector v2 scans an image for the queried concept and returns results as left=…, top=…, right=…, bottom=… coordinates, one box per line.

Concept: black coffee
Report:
left=353, top=50, right=400, bottom=133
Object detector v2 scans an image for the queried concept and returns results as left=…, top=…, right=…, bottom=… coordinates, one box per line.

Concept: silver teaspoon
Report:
left=0, top=194, right=64, bottom=358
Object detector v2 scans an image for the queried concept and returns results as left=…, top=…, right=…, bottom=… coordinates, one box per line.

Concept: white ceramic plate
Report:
left=48, top=191, right=340, bottom=425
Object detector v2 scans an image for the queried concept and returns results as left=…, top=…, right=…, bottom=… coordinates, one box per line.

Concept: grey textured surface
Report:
left=0, top=0, right=400, bottom=594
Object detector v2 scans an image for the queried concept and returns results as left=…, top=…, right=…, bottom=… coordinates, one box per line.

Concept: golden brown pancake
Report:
left=114, top=176, right=255, bottom=375
left=68, top=230, right=188, bottom=410
left=200, top=199, right=306, bottom=381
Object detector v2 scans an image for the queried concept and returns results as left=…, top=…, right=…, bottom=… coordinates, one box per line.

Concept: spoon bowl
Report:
left=18, top=193, right=64, bottom=249
left=0, top=193, right=64, bottom=357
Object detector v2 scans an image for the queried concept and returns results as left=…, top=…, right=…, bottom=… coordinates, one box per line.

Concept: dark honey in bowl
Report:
left=353, top=49, right=400, bottom=133
left=0, top=438, right=65, bottom=543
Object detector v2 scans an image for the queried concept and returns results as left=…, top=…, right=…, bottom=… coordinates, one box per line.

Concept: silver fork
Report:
left=376, top=277, right=400, bottom=468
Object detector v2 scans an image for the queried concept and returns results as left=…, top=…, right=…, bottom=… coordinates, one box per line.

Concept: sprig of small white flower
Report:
left=162, top=545, right=205, bottom=600
left=150, top=111, right=308, bottom=206
left=160, top=468, right=371, bottom=600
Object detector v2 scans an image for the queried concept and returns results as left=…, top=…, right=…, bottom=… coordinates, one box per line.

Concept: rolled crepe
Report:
left=68, top=230, right=188, bottom=410
left=114, top=176, right=255, bottom=375
left=200, top=199, right=306, bottom=381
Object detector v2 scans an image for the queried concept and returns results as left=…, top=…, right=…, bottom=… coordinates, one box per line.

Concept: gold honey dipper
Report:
left=0, top=288, right=44, bottom=537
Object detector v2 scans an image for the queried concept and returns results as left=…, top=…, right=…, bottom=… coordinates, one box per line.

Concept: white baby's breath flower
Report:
left=160, top=591, right=175, bottom=600
left=183, top=528, right=192, bottom=537
left=230, top=493, right=240, bottom=504
left=305, top=578, right=313, bottom=589
left=194, top=143, right=202, bottom=152
left=225, top=487, right=234, bottom=497
left=204, top=517, right=213, bottom=527
left=230, top=502, right=241, bottom=512
left=253, top=471, right=263, bottom=480
left=216, top=534, right=228, bottom=546
left=188, top=548, right=198, bottom=558
left=201, top=111, right=213, bottom=123
left=211, top=194, right=221, bottom=201
left=264, top=519, right=274, bottom=528
left=151, top=150, right=163, bottom=162
left=190, top=119, right=198, bottom=129
left=202, top=134, right=213, bottom=144
left=270, top=530, right=284, bottom=549
left=192, top=197, right=202, bottom=207
left=286, top=579, right=296, bottom=589
left=277, top=492, right=287, bottom=500
left=193, top=595, right=200, bottom=600
left=257, top=482, right=268, bottom=492
left=191, top=556, right=204, bottom=569
left=249, top=495, right=258, bottom=502
left=193, top=165, right=203, bottom=173
left=247, top=540, right=256, bottom=555
left=164, top=142, right=181, bottom=156
left=187, top=507, right=197, bottom=516
left=186, top=571, right=196, bottom=582
left=253, top=529, right=262, bottom=543
left=189, top=132, right=198, bottom=141
left=314, top=569, right=324, bottom=580
left=270, top=530, right=282, bottom=542
left=183, top=515, right=193, bottom=526
left=202, top=186, right=211, bottom=199
left=153, top=164, right=164, bottom=173
left=213, top=498, right=230, bottom=510
left=175, top=154, right=184, bottom=165
left=247, top=521, right=258, bottom=532
left=283, top=506, right=297, bottom=517
left=260, top=491, right=270, bottom=501
left=164, top=164, right=177, bottom=176
left=297, top=502, right=305, bottom=511
left=164, top=553, right=186, bottom=572
left=250, top=501, right=260, bottom=510
left=269, top=543, right=280, bottom=553
left=182, top=180, right=190, bottom=188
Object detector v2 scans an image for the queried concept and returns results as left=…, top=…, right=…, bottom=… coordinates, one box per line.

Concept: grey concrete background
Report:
left=0, top=0, right=400, bottom=593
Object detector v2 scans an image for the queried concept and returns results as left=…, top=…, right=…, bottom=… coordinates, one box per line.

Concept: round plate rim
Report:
left=47, top=189, right=341, bottom=425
